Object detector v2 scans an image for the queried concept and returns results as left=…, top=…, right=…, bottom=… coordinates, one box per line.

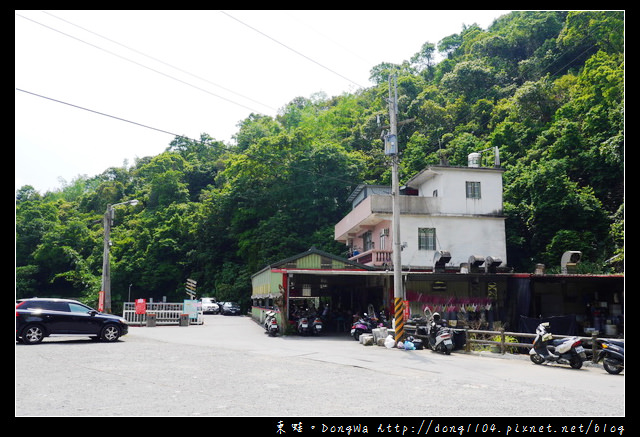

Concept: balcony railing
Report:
left=349, top=248, right=393, bottom=267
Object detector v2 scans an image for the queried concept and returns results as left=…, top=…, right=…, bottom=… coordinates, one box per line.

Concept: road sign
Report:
left=186, top=278, right=197, bottom=296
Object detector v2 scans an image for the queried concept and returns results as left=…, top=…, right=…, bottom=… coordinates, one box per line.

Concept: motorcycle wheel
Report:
left=353, top=329, right=363, bottom=341
left=569, top=356, right=583, bottom=369
left=603, top=359, right=623, bottom=375
left=530, top=354, right=545, bottom=365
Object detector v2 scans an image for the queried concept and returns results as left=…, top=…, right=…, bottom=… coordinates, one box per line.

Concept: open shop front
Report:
left=286, top=270, right=390, bottom=333
left=401, top=272, right=624, bottom=338
left=518, top=274, right=624, bottom=337
left=252, top=248, right=624, bottom=339
left=250, top=247, right=389, bottom=334
left=402, top=272, right=510, bottom=331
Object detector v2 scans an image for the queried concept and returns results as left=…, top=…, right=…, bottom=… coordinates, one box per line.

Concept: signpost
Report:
left=186, top=278, right=197, bottom=299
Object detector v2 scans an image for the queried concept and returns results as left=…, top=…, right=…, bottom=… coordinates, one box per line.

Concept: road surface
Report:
left=16, top=314, right=625, bottom=422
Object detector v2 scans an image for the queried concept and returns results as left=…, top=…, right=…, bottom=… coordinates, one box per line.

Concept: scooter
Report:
left=311, top=315, right=323, bottom=335
left=297, top=313, right=311, bottom=336
left=426, top=312, right=454, bottom=354
left=263, top=310, right=279, bottom=337
left=350, top=313, right=378, bottom=341
left=529, top=322, right=586, bottom=369
left=595, top=338, right=624, bottom=374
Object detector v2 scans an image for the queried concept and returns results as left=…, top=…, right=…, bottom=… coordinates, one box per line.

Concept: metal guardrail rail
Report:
left=404, top=324, right=623, bottom=363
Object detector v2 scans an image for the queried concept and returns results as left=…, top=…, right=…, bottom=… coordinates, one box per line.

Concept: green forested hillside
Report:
left=16, top=11, right=624, bottom=311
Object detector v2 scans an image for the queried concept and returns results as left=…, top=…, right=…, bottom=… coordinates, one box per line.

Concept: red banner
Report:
left=135, top=298, right=147, bottom=315
left=98, top=291, right=105, bottom=312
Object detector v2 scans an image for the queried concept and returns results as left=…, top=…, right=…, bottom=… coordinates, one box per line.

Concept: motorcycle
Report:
left=263, top=310, right=279, bottom=337
left=529, top=322, right=586, bottom=369
left=595, top=338, right=624, bottom=374
left=311, top=315, right=323, bottom=335
left=426, top=312, right=454, bottom=354
left=297, top=313, right=311, bottom=336
left=350, top=313, right=379, bottom=341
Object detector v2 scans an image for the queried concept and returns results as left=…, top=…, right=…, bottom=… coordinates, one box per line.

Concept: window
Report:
left=466, top=181, right=481, bottom=199
left=418, top=228, right=436, bottom=250
left=380, top=228, right=389, bottom=250
left=363, top=231, right=374, bottom=251
left=69, top=303, right=91, bottom=314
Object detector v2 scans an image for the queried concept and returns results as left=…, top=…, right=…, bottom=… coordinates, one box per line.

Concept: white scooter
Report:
left=263, top=310, right=279, bottom=337
left=425, top=309, right=454, bottom=354
left=311, top=315, right=323, bottom=335
left=529, top=322, right=586, bottom=369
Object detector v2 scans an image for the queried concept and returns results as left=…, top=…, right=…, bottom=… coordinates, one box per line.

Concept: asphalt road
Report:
left=16, top=314, right=625, bottom=422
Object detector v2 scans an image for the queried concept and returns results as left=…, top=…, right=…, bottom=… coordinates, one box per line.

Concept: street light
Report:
left=102, top=199, right=138, bottom=313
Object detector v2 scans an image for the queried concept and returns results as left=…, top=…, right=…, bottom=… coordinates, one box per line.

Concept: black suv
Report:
left=16, top=298, right=129, bottom=344
left=221, top=301, right=241, bottom=315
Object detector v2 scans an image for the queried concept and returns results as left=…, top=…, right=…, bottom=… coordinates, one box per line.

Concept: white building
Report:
left=334, top=156, right=507, bottom=272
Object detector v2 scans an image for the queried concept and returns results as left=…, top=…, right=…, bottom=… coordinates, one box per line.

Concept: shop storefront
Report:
left=251, top=248, right=624, bottom=338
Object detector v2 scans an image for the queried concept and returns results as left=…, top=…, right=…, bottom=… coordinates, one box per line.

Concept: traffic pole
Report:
left=394, top=297, right=405, bottom=343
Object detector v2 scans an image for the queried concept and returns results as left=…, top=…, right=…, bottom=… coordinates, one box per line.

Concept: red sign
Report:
left=98, top=291, right=105, bottom=312
left=135, top=299, right=147, bottom=315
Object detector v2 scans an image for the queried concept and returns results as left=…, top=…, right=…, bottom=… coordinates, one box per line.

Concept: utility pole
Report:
left=386, top=75, right=405, bottom=342
left=101, top=199, right=138, bottom=313
left=102, top=205, right=112, bottom=313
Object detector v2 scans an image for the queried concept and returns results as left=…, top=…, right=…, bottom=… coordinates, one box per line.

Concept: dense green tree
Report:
left=15, top=11, right=624, bottom=307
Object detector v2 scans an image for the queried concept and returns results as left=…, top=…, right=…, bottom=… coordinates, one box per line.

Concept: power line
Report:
left=16, top=11, right=377, bottom=189
left=15, top=12, right=269, bottom=115
left=16, top=88, right=186, bottom=138
left=16, top=87, right=364, bottom=189
left=220, top=10, right=366, bottom=90
left=40, top=10, right=277, bottom=113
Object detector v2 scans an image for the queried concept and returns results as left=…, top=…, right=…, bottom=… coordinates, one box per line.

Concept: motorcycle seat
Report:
left=605, top=340, right=624, bottom=348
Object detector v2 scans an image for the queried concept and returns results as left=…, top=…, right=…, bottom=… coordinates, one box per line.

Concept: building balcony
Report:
left=335, top=194, right=440, bottom=242
left=349, top=248, right=393, bottom=267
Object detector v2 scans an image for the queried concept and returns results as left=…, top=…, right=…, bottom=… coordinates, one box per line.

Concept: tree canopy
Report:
left=16, top=11, right=624, bottom=311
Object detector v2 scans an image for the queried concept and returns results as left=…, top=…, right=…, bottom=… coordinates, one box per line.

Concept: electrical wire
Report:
left=16, top=88, right=185, bottom=139
left=16, top=87, right=363, bottom=189
left=40, top=10, right=277, bottom=113
left=15, top=12, right=268, bottom=115
left=15, top=11, right=389, bottom=190
left=220, top=11, right=366, bottom=90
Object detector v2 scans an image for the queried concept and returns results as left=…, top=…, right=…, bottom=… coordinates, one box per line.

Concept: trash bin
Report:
left=146, top=313, right=156, bottom=327
left=179, top=314, right=190, bottom=326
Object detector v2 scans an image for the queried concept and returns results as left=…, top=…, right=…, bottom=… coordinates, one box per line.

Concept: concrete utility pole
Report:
left=102, top=199, right=138, bottom=313
left=102, top=205, right=112, bottom=312
left=386, top=75, right=405, bottom=342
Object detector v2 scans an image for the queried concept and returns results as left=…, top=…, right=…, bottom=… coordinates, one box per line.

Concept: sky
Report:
left=15, top=10, right=511, bottom=193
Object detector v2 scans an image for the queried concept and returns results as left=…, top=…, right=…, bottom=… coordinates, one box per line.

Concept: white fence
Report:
left=122, top=302, right=203, bottom=325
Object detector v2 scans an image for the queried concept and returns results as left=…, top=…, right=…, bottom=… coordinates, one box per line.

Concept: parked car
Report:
left=221, top=301, right=241, bottom=316
left=201, top=297, right=219, bottom=314
left=16, top=298, right=129, bottom=344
